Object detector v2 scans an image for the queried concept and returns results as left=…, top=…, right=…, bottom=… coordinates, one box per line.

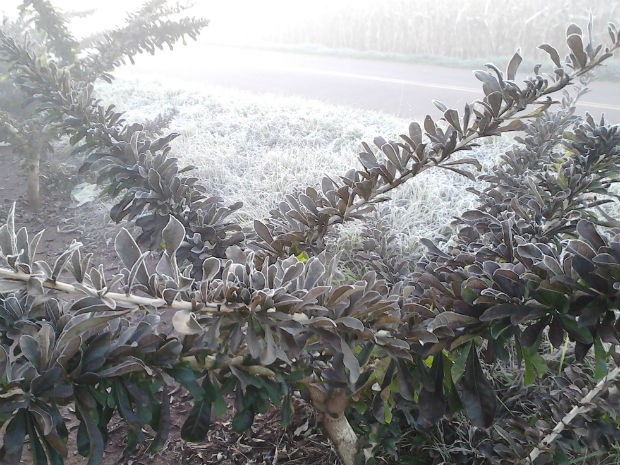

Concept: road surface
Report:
left=116, top=42, right=620, bottom=123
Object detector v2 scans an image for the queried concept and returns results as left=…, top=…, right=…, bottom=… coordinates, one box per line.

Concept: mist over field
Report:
left=2, top=0, right=618, bottom=65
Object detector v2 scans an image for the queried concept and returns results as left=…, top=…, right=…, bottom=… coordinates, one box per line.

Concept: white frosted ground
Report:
left=95, top=76, right=507, bottom=253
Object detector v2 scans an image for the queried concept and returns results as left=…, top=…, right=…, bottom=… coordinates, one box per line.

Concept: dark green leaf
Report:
left=173, top=368, right=211, bottom=401
left=56, top=313, right=126, bottom=356
left=260, top=325, right=277, bottom=366
left=75, top=398, right=104, bottom=465
left=575, top=341, right=593, bottom=362
left=593, top=337, right=608, bottom=380
left=202, top=257, right=220, bottom=282
left=253, top=220, right=273, bottom=244
left=480, top=304, right=530, bottom=323
left=26, top=415, right=47, bottom=465
left=457, top=348, right=496, bottom=427
left=181, top=397, right=211, bottom=442
left=567, top=33, right=588, bottom=68
left=419, top=238, right=450, bottom=259
left=232, top=408, right=254, bottom=433
left=70, top=297, right=115, bottom=315
left=450, top=342, right=471, bottom=384
left=428, top=312, right=478, bottom=331
left=114, top=228, right=149, bottom=285
left=433, top=100, right=448, bottom=112
left=487, top=92, right=503, bottom=116
left=548, top=317, right=566, bottom=348
left=162, top=215, right=185, bottom=256
left=0, top=410, right=27, bottom=463
left=113, top=380, right=140, bottom=425
left=51, top=242, right=81, bottom=281
left=506, top=51, right=522, bottom=80
left=538, top=44, right=561, bottom=68
left=303, top=258, right=324, bottom=289
left=473, top=70, right=500, bottom=94
left=522, top=343, right=548, bottom=385
left=498, top=119, right=526, bottom=133
left=536, top=287, right=569, bottom=312
left=598, top=314, right=620, bottom=345
left=0, top=345, right=7, bottom=378
left=359, top=151, right=380, bottom=170
left=19, top=334, right=41, bottom=369
left=417, top=355, right=445, bottom=428
left=409, top=122, right=423, bottom=146
left=576, top=220, right=605, bottom=250
left=521, top=319, right=548, bottom=347
left=337, top=316, right=364, bottom=332
left=281, top=394, right=293, bottom=428
left=559, top=314, right=594, bottom=344
left=341, top=338, right=360, bottom=384
left=98, top=357, right=147, bottom=377
left=444, top=108, right=462, bottom=133
left=424, top=115, right=437, bottom=135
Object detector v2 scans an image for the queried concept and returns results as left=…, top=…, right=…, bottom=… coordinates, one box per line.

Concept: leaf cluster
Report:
left=0, top=0, right=208, bottom=208
left=0, top=16, right=619, bottom=465
left=18, top=0, right=79, bottom=65
left=77, top=0, right=208, bottom=83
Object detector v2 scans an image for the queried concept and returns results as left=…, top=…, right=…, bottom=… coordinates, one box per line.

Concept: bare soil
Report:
left=0, top=146, right=121, bottom=266
left=0, top=147, right=340, bottom=465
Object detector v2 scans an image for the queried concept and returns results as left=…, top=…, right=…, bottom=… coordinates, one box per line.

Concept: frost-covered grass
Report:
left=95, top=76, right=509, bottom=251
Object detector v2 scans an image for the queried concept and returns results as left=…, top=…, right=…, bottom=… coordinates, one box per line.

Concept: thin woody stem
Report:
left=0, top=266, right=235, bottom=313
left=528, top=366, right=620, bottom=463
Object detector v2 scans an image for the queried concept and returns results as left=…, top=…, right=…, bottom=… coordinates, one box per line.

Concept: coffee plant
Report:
left=0, top=12, right=620, bottom=465
left=0, top=0, right=207, bottom=209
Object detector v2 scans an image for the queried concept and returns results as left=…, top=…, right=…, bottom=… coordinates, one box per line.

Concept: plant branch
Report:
left=527, top=366, right=620, bottom=463
left=0, top=266, right=234, bottom=313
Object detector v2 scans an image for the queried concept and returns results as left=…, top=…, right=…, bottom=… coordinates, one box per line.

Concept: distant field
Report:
left=194, top=0, right=619, bottom=76
left=95, top=77, right=507, bottom=253
left=2, top=1, right=618, bottom=79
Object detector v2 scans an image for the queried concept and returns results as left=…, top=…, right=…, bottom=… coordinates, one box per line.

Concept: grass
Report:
left=95, top=76, right=509, bottom=255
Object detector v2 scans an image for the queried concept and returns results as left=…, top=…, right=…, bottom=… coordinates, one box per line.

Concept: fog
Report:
left=3, top=1, right=618, bottom=56
left=1, top=1, right=619, bottom=119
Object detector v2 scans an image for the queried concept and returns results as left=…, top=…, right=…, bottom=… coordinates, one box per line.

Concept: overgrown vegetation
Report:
left=1, top=3, right=620, bottom=465
left=0, top=0, right=207, bottom=208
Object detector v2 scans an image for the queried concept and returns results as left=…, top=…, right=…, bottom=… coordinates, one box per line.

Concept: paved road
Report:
left=116, top=42, right=620, bottom=123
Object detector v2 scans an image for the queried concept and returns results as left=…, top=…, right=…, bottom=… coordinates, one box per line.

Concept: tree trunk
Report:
left=308, top=384, right=358, bottom=465
left=26, top=144, right=41, bottom=210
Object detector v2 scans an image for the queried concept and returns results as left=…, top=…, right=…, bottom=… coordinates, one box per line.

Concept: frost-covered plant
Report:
left=0, top=17, right=619, bottom=465
left=0, top=0, right=207, bottom=208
